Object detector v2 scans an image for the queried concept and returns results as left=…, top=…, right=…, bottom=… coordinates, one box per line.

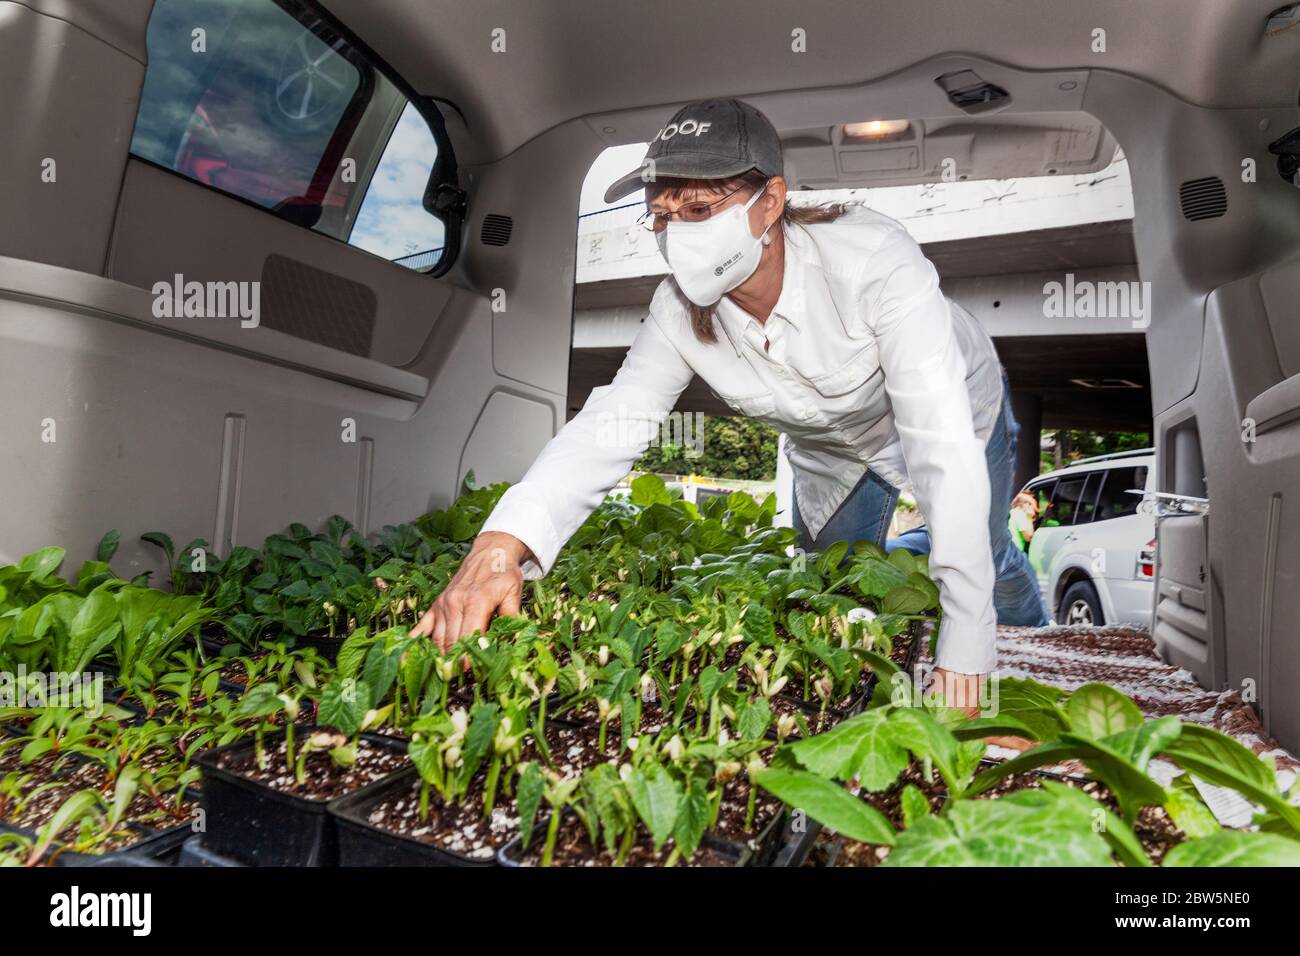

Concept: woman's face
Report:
left=646, top=176, right=786, bottom=241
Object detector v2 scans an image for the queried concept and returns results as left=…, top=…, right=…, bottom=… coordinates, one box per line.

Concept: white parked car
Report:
left=1020, top=449, right=1156, bottom=628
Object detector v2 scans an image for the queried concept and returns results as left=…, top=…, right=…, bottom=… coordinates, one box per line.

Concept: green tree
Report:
left=1042, top=429, right=1150, bottom=473
left=636, top=415, right=779, bottom=481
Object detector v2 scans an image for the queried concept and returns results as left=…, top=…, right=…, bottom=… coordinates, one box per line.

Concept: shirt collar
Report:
left=715, top=220, right=810, bottom=356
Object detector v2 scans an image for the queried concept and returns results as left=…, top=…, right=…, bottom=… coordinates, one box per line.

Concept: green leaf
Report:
left=582, top=764, right=634, bottom=854
left=853, top=557, right=910, bottom=601
left=318, top=678, right=372, bottom=736
left=1161, top=724, right=1300, bottom=837
left=735, top=698, right=771, bottom=741
left=1162, top=787, right=1221, bottom=841
left=361, top=640, right=402, bottom=702
left=20, top=547, right=65, bottom=583
left=626, top=764, right=683, bottom=850
left=140, top=532, right=175, bottom=567
left=788, top=709, right=910, bottom=792
left=1038, top=780, right=1150, bottom=867
left=1066, top=683, right=1143, bottom=738
left=231, top=682, right=284, bottom=720
left=1103, top=715, right=1181, bottom=771
left=95, top=530, right=120, bottom=563
left=887, top=548, right=917, bottom=574
left=883, top=789, right=1114, bottom=867
left=887, top=707, right=969, bottom=796
left=882, top=585, right=932, bottom=615
left=1164, top=830, right=1300, bottom=867
left=754, top=767, right=895, bottom=846
left=630, top=474, right=672, bottom=507
left=31, top=790, right=103, bottom=862
left=516, top=763, right=545, bottom=850
left=672, top=777, right=712, bottom=858
left=460, top=702, right=500, bottom=774
left=986, top=677, right=1069, bottom=743
left=814, top=541, right=850, bottom=578
left=899, top=785, right=930, bottom=830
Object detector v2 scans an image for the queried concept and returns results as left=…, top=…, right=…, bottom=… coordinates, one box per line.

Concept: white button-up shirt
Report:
left=481, top=205, right=1005, bottom=673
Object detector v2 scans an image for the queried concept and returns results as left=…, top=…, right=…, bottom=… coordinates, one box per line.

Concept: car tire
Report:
left=1058, top=580, right=1105, bottom=626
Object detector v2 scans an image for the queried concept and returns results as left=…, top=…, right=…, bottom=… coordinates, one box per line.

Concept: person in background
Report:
left=1008, top=491, right=1038, bottom=552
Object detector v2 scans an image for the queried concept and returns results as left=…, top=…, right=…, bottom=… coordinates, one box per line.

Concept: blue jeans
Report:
left=792, top=371, right=1049, bottom=627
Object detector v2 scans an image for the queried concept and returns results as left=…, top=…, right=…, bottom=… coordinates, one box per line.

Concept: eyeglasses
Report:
left=635, top=183, right=753, bottom=232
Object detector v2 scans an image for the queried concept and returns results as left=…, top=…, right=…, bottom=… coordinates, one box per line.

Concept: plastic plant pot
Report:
left=770, top=813, right=823, bottom=868
left=194, top=727, right=409, bottom=867
left=177, top=834, right=244, bottom=867
left=496, top=812, right=752, bottom=868
left=331, top=767, right=498, bottom=867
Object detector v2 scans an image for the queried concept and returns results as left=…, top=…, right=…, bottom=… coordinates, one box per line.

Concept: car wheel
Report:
left=1059, top=580, right=1104, bottom=626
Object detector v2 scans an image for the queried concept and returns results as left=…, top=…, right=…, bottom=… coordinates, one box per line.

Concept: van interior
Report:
left=2, top=0, right=1299, bottom=747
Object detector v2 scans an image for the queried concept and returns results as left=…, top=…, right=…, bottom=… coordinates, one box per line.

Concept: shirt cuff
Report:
left=932, top=617, right=998, bottom=675
left=478, top=487, right=563, bottom=580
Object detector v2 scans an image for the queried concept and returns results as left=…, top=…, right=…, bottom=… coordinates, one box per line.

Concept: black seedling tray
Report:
left=177, top=834, right=244, bottom=867
left=194, top=726, right=409, bottom=866
left=331, top=767, right=497, bottom=867
left=1, top=814, right=196, bottom=867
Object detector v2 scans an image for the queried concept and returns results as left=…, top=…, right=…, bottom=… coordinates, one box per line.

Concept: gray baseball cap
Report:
left=603, top=98, right=784, bottom=204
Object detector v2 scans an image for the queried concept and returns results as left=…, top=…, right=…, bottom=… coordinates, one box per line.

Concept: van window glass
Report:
left=130, top=0, right=447, bottom=269
left=1093, top=465, right=1148, bottom=521
left=1029, top=480, right=1058, bottom=528
left=1048, top=476, right=1090, bottom=526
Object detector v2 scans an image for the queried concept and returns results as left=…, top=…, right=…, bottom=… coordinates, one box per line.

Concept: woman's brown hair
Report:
left=645, top=168, right=853, bottom=343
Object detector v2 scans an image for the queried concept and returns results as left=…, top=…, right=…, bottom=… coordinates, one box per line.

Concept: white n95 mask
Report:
left=655, top=182, right=773, bottom=307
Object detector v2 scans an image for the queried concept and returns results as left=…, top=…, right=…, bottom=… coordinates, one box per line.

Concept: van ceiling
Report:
left=322, top=0, right=1299, bottom=163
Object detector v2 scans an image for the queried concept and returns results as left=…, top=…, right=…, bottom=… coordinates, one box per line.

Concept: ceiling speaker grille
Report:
left=480, top=214, right=513, bottom=246
left=1179, top=176, right=1228, bottom=221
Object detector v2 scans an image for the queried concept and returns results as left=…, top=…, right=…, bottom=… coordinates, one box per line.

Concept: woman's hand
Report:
left=410, top=531, right=529, bottom=652
left=925, top=666, right=984, bottom=718
left=926, top=667, right=1034, bottom=752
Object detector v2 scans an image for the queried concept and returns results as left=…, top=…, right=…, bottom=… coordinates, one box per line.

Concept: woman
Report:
left=1009, top=491, right=1040, bottom=552
left=413, top=98, right=1048, bottom=712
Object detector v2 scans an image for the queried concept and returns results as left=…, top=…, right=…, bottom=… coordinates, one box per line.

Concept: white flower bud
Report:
left=598, top=645, right=610, bottom=667
left=815, top=676, right=834, bottom=701
left=777, top=714, right=797, bottom=741
left=663, top=735, right=685, bottom=761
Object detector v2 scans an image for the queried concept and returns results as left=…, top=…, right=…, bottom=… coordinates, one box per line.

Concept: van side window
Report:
left=129, top=0, right=447, bottom=270
left=1093, top=466, right=1148, bottom=521
left=1029, top=480, right=1057, bottom=528
left=1048, top=475, right=1092, bottom=526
